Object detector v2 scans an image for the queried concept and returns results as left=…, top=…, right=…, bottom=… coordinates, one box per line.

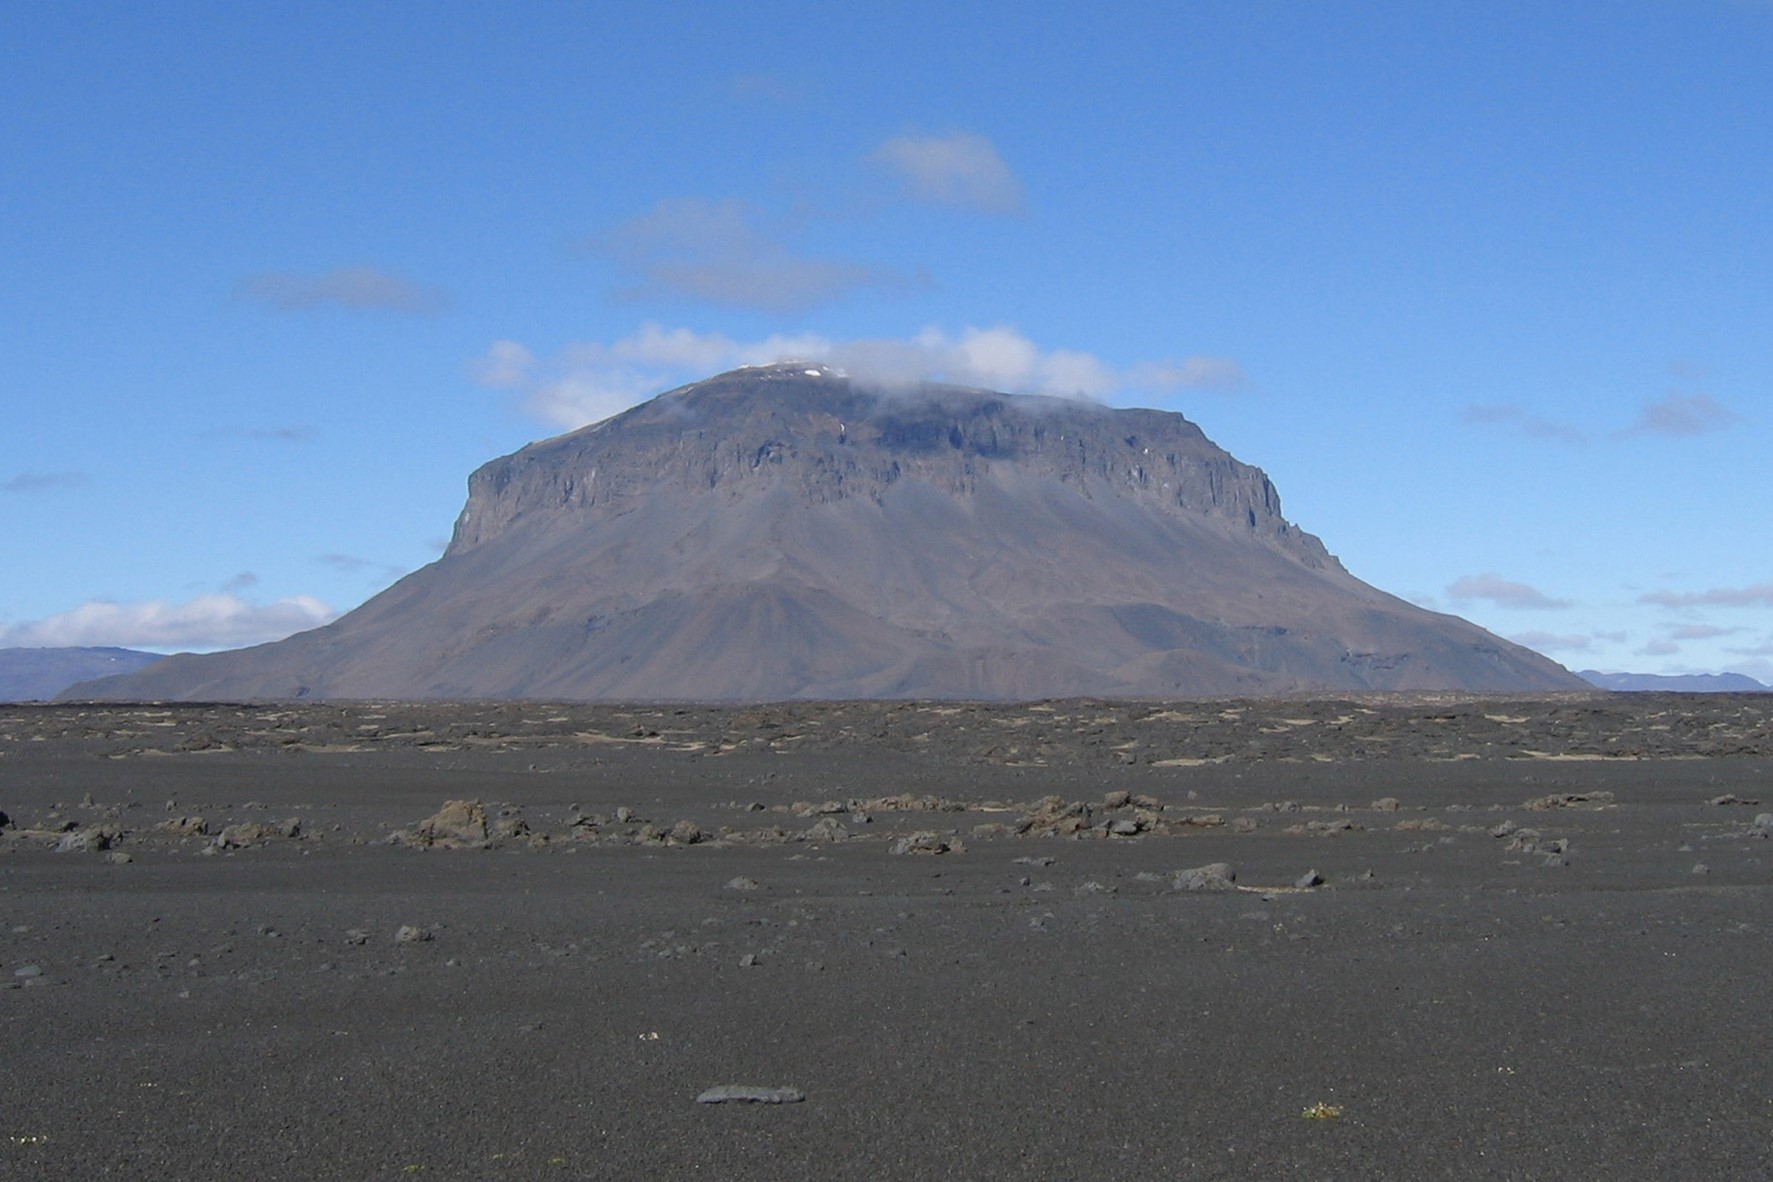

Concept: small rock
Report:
left=1372, top=797, right=1402, bottom=812
left=344, top=928, right=371, bottom=945
left=104, top=851, right=133, bottom=865
left=394, top=925, right=432, bottom=944
left=1692, top=862, right=1711, bottom=876
left=889, top=831, right=958, bottom=856
left=738, top=953, right=758, bottom=967
left=215, top=822, right=273, bottom=849
left=414, top=800, right=488, bottom=848
left=55, top=828, right=112, bottom=854
left=615, top=806, right=635, bottom=823
left=725, top=876, right=762, bottom=892
left=1107, top=818, right=1141, bottom=836
left=669, top=820, right=704, bottom=845
left=1103, top=789, right=1132, bottom=810
left=802, top=816, right=847, bottom=843
left=695, top=1085, right=804, bottom=1105
left=1295, top=869, right=1324, bottom=889
left=14, top=965, right=42, bottom=979
left=1173, top=862, right=1237, bottom=892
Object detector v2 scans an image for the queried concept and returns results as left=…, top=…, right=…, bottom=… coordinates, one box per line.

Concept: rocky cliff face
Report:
left=449, top=365, right=1330, bottom=565
left=69, top=365, right=1585, bottom=701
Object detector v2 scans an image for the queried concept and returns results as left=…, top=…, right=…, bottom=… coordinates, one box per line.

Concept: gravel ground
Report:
left=3, top=695, right=1771, bottom=1180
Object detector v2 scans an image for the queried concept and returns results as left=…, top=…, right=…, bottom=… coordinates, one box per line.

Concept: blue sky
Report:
left=3, top=0, right=1770, bottom=681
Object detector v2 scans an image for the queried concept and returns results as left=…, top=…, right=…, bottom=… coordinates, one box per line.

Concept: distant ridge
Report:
left=69, top=365, right=1586, bottom=702
left=1, top=646, right=163, bottom=701
left=1578, top=670, right=1771, bottom=693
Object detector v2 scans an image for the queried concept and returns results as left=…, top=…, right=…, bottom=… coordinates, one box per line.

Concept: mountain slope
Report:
left=1, top=646, right=164, bottom=701
left=70, top=365, right=1583, bottom=701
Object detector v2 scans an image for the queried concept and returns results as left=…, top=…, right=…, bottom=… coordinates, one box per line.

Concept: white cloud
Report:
left=236, top=266, right=447, bottom=315
left=596, top=198, right=899, bottom=312
left=1462, top=404, right=1587, bottom=443
left=871, top=132, right=1023, bottom=214
left=1509, top=630, right=1593, bottom=653
left=1619, top=393, right=1739, bottom=438
left=468, top=340, right=535, bottom=390
left=0, top=594, right=335, bottom=651
left=1130, top=356, right=1250, bottom=392
left=1640, top=580, right=1773, bottom=608
left=2, top=470, right=91, bottom=493
left=472, top=323, right=1243, bottom=430
left=1447, top=573, right=1571, bottom=609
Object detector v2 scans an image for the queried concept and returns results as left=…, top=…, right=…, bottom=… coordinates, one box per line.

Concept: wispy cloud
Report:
left=208, top=425, right=319, bottom=444
left=1509, top=630, right=1592, bottom=653
left=1616, top=392, right=1739, bottom=438
left=1447, top=573, right=1571, bottom=609
left=1461, top=404, right=1586, bottom=443
left=1467, top=391, right=1742, bottom=444
left=316, top=553, right=405, bottom=581
left=471, top=323, right=1248, bottom=430
left=236, top=266, right=448, bottom=315
left=1640, top=580, right=1773, bottom=608
left=0, top=593, right=334, bottom=651
left=2, top=470, right=91, bottom=493
left=871, top=131, right=1023, bottom=215
left=1669, top=623, right=1741, bottom=640
left=595, top=198, right=904, bottom=313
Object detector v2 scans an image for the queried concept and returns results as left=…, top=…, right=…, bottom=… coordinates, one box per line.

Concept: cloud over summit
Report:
left=471, top=324, right=1248, bottom=431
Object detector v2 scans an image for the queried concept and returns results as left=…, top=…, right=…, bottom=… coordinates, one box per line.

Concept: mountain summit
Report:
left=74, top=365, right=1582, bottom=700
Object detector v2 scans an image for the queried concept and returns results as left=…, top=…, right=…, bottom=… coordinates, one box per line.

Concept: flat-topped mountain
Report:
left=70, top=365, right=1583, bottom=701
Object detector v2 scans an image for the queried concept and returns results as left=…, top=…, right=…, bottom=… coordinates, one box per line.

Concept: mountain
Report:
left=1, top=646, right=164, bottom=701
left=1578, top=670, right=1771, bottom=693
left=68, top=365, right=1584, bottom=702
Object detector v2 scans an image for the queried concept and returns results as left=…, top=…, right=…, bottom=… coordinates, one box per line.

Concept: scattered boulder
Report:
left=1371, top=797, right=1402, bottom=812
left=55, top=827, right=114, bottom=854
left=157, top=816, right=209, bottom=837
left=801, top=817, right=846, bottom=843
left=695, top=1085, right=803, bottom=1105
left=394, top=925, right=433, bottom=944
left=215, top=822, right=274, bottom=849
left=890, top=831, right=960, bottom=855
left=1173, top=862, right=1237, bottom=892
left=415, top=800, right=488, bottom=848
left=669, top=820, right=705, bottom=845
left=1524, top=791, right=1614, bottom=811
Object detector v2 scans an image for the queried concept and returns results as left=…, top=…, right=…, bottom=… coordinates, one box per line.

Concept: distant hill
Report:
left=70, top=366, right=1585, bottom=702
left=1, top=646, right=164, bottom=701
left=1578, top=670, right=1771, bottom=693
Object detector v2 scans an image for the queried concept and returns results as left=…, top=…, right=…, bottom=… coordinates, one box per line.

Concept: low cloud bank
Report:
left=471, top=323, right=1246, bottom=430
left=1, top=593, right=335, bottom=652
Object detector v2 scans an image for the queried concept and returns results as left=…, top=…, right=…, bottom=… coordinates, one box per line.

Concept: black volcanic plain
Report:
left=4, top=693, right=1772, bottom=1179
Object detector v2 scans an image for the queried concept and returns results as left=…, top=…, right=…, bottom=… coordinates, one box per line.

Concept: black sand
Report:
left=4, top=695, right=1771, bottom=1179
